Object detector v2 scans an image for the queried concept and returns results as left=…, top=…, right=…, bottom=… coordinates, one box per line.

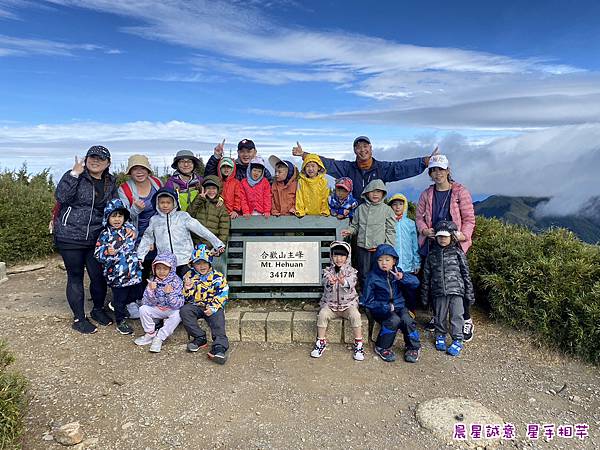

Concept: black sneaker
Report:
left=463, top=319, right=474, bottom=342
left=208, top=351, right=227, bottom=365
left=116, top=320, right=133, bottom=335
left=91, top=308, right=113, bottom=326
left=72, top=318, right=97, bottom=334
left=424, top=317, right=436, bottom=332
left=187, top=338, right=208, bottom=352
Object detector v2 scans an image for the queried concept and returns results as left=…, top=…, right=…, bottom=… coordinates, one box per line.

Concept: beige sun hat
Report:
left=126, top=154, right=153, bottom=174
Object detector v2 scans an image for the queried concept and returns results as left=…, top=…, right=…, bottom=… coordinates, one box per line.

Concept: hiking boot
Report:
left=149, top=336, right=163, bottom=353
left=374, top=346, right=396, bottom=362
left=134, top=333, right=155, bottom=346
left=207, top=351, right=227, bottom=365
left=424, top=317, right=436, bottom=332
left=310, top=339, right=327, bottom=358
left=116, top=320, right=133, bottom=335
left=353, top=342, right=365, bottom=361
left=187, top=338, right=208, bottom=352
left=91, top=308, right=113, bottom=326
left=404, top=348, right=420, bottom=363
left=127, top=302, right=140, bottom=319
left=72, top=318, right=97, bottom=334
left=463, top=319, right=474, bottom=342
left=447, top=340, right=464, bottom=357
left=435, top=334, right=447, bottom=352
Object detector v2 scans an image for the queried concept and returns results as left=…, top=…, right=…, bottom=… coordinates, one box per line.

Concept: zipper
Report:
left=387, top=273, right=393, bottom=302
left=441, top=248, right=447, bottom=294
left=167, top=213, right=174, bottom=253
left=86, top=180, right=95, bottom=241
left=61, top=206, right=72, bottom=226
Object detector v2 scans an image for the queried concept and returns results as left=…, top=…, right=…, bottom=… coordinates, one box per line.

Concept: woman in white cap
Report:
left=165, top=150, right=204, bottom=211
left=415, top=153, right=476, bottom=341
left=54, top=145, right=118, bottom=334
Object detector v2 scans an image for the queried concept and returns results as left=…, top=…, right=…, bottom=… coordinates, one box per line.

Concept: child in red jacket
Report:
left=217, top=157, right=247, bottom=219
left=240, top=157, right=272, bottom=217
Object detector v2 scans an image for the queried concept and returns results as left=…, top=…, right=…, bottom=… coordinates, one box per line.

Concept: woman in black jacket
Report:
left=54, top=146, right=119, bottom=333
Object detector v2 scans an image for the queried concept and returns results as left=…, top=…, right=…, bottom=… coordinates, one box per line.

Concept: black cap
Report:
left=86, top=145, right=111, bottom=160
left=353, top=136, right=371, bottom=147
left=238, top=139, right=256, bottom=151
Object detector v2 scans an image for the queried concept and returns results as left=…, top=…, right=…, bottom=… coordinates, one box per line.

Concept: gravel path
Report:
left=1, top=257, right=598, bottom=449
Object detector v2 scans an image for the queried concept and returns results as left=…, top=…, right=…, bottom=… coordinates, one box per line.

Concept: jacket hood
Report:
left=329, top=241, right=352, bottom=265
left=388, top=193, right=408, bottom=216
left=301, top=153, right=326, bottom=174
left=361, top=179, right=387, bottom=201
left=103, top=198, right=131, bottom=226
left=151, top=187, right=180, bottom=215
left=151, top=251, right=178, bottom=279
left=217, top=157, right=237, bottom=180
left=246, top=156, right=266, bottom=186
left=189, top=243, right=213, bottom=266
left=281, top=161, right=298, bottom=185
left=202, top=175, right=223, bottom=196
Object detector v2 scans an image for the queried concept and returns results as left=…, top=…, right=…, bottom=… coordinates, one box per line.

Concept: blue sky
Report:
left=1, top=0, right=600, bottom=211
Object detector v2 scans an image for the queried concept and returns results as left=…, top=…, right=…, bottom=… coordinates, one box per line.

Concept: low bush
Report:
left=0, top=340, right=28, bottom=450
left=470, top=217, right=600, bottom=364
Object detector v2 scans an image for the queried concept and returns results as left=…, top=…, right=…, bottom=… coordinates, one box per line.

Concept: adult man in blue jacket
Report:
left=292, top=136, right=433, bottom=201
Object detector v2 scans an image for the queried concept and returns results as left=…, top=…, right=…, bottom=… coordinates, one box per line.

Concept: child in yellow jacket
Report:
left=295, top=153, right=330, bottom=217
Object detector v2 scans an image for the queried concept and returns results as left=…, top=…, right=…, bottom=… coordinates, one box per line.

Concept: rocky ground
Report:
left=1, top=256, right=599, bottom=450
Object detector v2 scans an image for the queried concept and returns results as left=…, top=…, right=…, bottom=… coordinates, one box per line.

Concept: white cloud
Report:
left=0, top=33, right=120, bottom=57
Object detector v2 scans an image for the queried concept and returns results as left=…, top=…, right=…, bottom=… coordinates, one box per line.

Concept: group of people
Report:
left=52, top=135, right=475, bottom=365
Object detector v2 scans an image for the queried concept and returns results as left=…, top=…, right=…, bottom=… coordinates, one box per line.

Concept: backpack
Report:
left=119, top=176, right=162, bottom=206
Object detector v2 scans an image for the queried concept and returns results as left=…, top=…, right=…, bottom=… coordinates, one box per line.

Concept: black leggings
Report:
left=58, top=247, right=107, bottom=321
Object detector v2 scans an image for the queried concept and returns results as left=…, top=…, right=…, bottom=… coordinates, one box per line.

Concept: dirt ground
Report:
left=1, top=256, right=599, bottom=450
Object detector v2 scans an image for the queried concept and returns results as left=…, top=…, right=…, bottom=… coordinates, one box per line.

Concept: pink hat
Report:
left=335, top=177, right=353, bottom=192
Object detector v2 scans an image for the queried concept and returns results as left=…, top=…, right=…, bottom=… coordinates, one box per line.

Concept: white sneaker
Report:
left=463, top=319, right=474, bottom=343
left=310, top=339, right=326, bottom=358
left=134, top=333, right=155, bottom=346
left=127, top=302, right=140, bottom=319
left=353, top=342, right=365, bottom=361
left=149, top=336, right=163, bottom=353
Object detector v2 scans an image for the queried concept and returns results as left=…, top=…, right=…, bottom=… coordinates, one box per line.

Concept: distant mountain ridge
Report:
left=474, top=195, right=600, bottom=244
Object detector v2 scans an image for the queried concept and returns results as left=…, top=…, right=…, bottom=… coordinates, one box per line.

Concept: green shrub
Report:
left=470, top=217, right=600, bottom=364
left=0, top=340, right=28, bottom=450
left=0, top=165, right=55, bottom=265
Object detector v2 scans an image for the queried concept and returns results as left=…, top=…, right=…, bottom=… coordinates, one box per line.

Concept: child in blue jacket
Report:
left=94, top=199, right=142, bottom=335
left=328, top=177, right=358, bottom=219
left=360, top=244, right=421, bottom=363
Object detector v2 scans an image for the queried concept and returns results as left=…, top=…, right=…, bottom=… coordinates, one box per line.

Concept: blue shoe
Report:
left=447, top=340, right=463, bottom=357
left=374, top=346, right=396, bottom=362
left=435, top=335, right=447, bottom=351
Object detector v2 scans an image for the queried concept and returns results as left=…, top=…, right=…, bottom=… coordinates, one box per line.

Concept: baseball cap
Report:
left=238, top=139, right=256, bottom=151
left=86, top=145, right=111, bottom=160
left=429, top=154, right=449, bottom=170
left=353, top=136, right=371, bottom=147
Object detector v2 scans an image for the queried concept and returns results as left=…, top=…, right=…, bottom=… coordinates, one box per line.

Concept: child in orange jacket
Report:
left=240, top=157, right=272, bottom=217
left=269, top=155, right=298, bottom=216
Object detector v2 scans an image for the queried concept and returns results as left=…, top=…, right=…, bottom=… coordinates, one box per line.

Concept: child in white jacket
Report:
left=137, top=188, right=225, bottom=277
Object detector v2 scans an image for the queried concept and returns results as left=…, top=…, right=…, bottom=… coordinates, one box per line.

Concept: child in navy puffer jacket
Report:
left=360, top=244, right=421, bottom=363
left=94, top=199, right=142, bottom=335
left=134, top=252, right=184, bottom=353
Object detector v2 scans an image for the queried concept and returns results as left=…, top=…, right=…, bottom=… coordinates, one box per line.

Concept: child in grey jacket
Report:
left=311, top=241, right=364, bottom=361
left=342, top=179, right=396, bottom=285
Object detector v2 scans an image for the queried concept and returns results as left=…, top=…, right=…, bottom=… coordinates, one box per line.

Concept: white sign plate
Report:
left=243, top=241, right=321, bottom=285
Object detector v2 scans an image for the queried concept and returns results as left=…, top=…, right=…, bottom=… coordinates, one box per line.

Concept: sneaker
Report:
left=353, top=342, right=365, bottom=361
left=91, top=308, right=113, bottom=326
left=404, top=348, right=420, bottom=363
left=187, top=338, right=208, bottom=352
left=207, top=351, right=227, bottom=365
left=72, top=318, right=97, bottom=334
left=374, top=346, right=396, bottom=362
left=424, top=317, right=436, bottom=332
left=116, top=320, right=133, bottom=335
left=310, top=339, right=327, bottom=358
left=149, top=336, right=163, bottom=353
left=463, top=319, right=474, bottom=342
left=127, top=302, right=140, bottom=320
left=435, top=335, right=447, bottom=352
left=447, top=340, right=464, bottom=357
left=134, top=333, right=156, bottom=346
